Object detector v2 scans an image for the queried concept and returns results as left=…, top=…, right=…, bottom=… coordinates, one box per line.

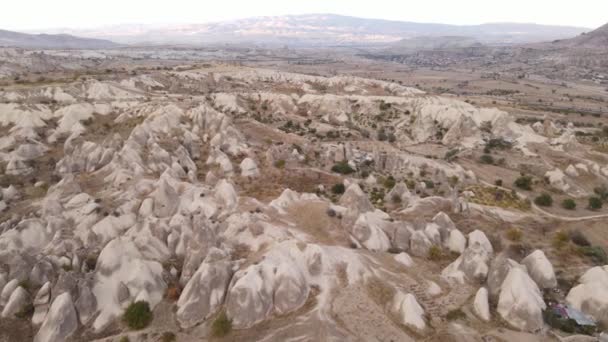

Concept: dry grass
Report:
left=465, top=185, right=531, bottom=211
left=365, top=276, right=396, bottom=308
left=286, top=201, right=346, bottom=245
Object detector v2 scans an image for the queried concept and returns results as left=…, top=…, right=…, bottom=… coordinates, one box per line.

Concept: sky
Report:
left=2, top=0, right=607, bottom=31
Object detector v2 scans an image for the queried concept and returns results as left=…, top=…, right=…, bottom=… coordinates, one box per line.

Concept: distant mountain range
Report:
left=33, top=14, right=591, bottom=47
left=0, top=29, right=118, bottom=49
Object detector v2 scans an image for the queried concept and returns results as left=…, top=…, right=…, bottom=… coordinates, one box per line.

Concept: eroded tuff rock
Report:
left=521, top=250, right=557, bottom=289
left=566, top=266, right=608, bottom=326
left=34, top=292, right=78, bottom=342
left=497, top=267, right=546, bottom=332
left=177, top=248, right=232, bottom=328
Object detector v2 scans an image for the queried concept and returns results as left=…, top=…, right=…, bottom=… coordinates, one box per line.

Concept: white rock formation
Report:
left=566, top=266, right=608, bottom=326
left=394, top=252, right=414, bottom=267
left=177, top=249, right=232, bottom=328
left=473, top=287, right=490, bottom=321
left=497, top=267, right=546, bottom=332
left=34, top=293, right=78, bottom=342
left=391, top=292, right=426, bottom=330
left=1, top=286, right=29, bottom=318
left=447, top=229, right=466, bottom=254
left=239, top=157, right=260, bottom=177
left=521, top=250, right=557, bottom=289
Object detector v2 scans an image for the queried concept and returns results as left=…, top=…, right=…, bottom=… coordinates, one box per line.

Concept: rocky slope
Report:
left=0, top=64, right=606, bottom=341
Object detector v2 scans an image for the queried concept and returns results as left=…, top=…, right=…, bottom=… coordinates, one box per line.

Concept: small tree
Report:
left=123, top=301, right=153, bottom=330
left=514, top=176, right=533, bottom=190
left=588, top=196, right=603, bottom=210
left=534, top=193, right=553, bottom=207
left=211, top=311, right=232, bottom=337
left=479, top=154, right=494, bottom=165
left=561, top=199, right=576, bottom=210
left=331, top=183, right=345, bottom=194
left=331, top=161, right=355, bottom=175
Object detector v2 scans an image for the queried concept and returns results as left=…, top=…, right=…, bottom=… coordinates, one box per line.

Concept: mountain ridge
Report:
left=0, top=29, right=118, bottom=49
left=30, top=13, right=591, bottom=46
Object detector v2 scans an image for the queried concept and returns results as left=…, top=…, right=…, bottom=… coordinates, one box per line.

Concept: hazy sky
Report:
left=3, top=0, right=606, bottom=31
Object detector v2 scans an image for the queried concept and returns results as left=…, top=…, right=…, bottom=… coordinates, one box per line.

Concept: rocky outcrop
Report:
left=339, top=183, right=374, bottom=214
left=566, top=266, right=608, bottom=326
left=473, top=287, right=490, bottom=321
left=521, top=250, right=557, bottom=289
left=34, top=293, right=78, bottom=342
left=410, top=230, right=433, bottom=258
left=225, top=241, right=314, bottom=329
left=391, top=292, right=426, bottom=330
left=441, top=242, right=491, bottom=284
left=497, top=267, right=546, bottom=332
left=1, top=286, right=30, bottom=318
left=177, top=248, right=232, bottom=328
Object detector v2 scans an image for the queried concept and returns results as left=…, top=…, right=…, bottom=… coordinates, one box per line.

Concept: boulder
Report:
left=391, top=292, right=426, bottom=330
left=521, top=250, right=557, bottom=289
left=441, top=242, right=491, bottom=284
left=351, top=211, right=391, bottom=252
left=410, top=230, right=432, bottom=258
left=468, top=230, right=493, bottom=254
left=33, top=282, right=52, bottom=326
left=473, top=287, right=490, bottom=321
left=239, top=158, right=260, bottom=177
left=177, top=249, right=232, bottom=329
left=1, top=286, right=30, bottom=318
left=487, top=254, right=522, bottom=299
left=34, top=293, right=78, bottom=342
left=497, top=267, right=546, bottom=332
left=432, top=211, right=456, bottom=242
left=446, top=229, right=466, bottom=254
left=1, top=278, right=19, bottom=306
left=394, top=252, right=414, bottom=267
left=339, top=183, right=374, bottom=214
left=566, top=266, right=608, bottom=327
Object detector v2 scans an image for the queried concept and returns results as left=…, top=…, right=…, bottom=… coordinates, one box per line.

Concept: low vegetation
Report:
left=211, top=311, right=232, bottom=337
left=514, top=175, right=533, bottom=190
left=123, top=301, right=153, bottom=330
left=505, top=227, right=523, bottom=242
left=331, top=183, right=345, bottom=194
left=331, top=161, right=355, bottom=175
left=534, top=193, right=553, bottom=207
left=561, top=198, right=576, bottom=210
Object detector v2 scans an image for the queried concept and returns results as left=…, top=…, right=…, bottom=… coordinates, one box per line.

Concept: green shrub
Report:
left=588, top=196, right=603, bottom=210
left=427, top=245, right=442, bottom=261
left=119, top=337, right=130, bottom=342
left=479, top=154, right=494, bottom=165
left=423, top=180, right=435, bottom=189
left=577, top=246, right=608, bottom=265
left=123, top=301, right=153, bottom=330
left=514, top=176, right=533, bottom=190
left=331, top=183, right=345, bottom=194
left=494, top=179, right=503, bottom=187
left=383, top=176, right=396, bottom=189
left=561, top=199, right=576, bottom=210
left=445, top=308, right=466, bottom=321
left=211, top=311, right=232, bottom=337
left=391, top=194, right=402, bottom=204
left=274, top=159, right=286, bottom=169
left=534, top=193, right=553, bottom=207
left=331, top=161, right=355, bottom=175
